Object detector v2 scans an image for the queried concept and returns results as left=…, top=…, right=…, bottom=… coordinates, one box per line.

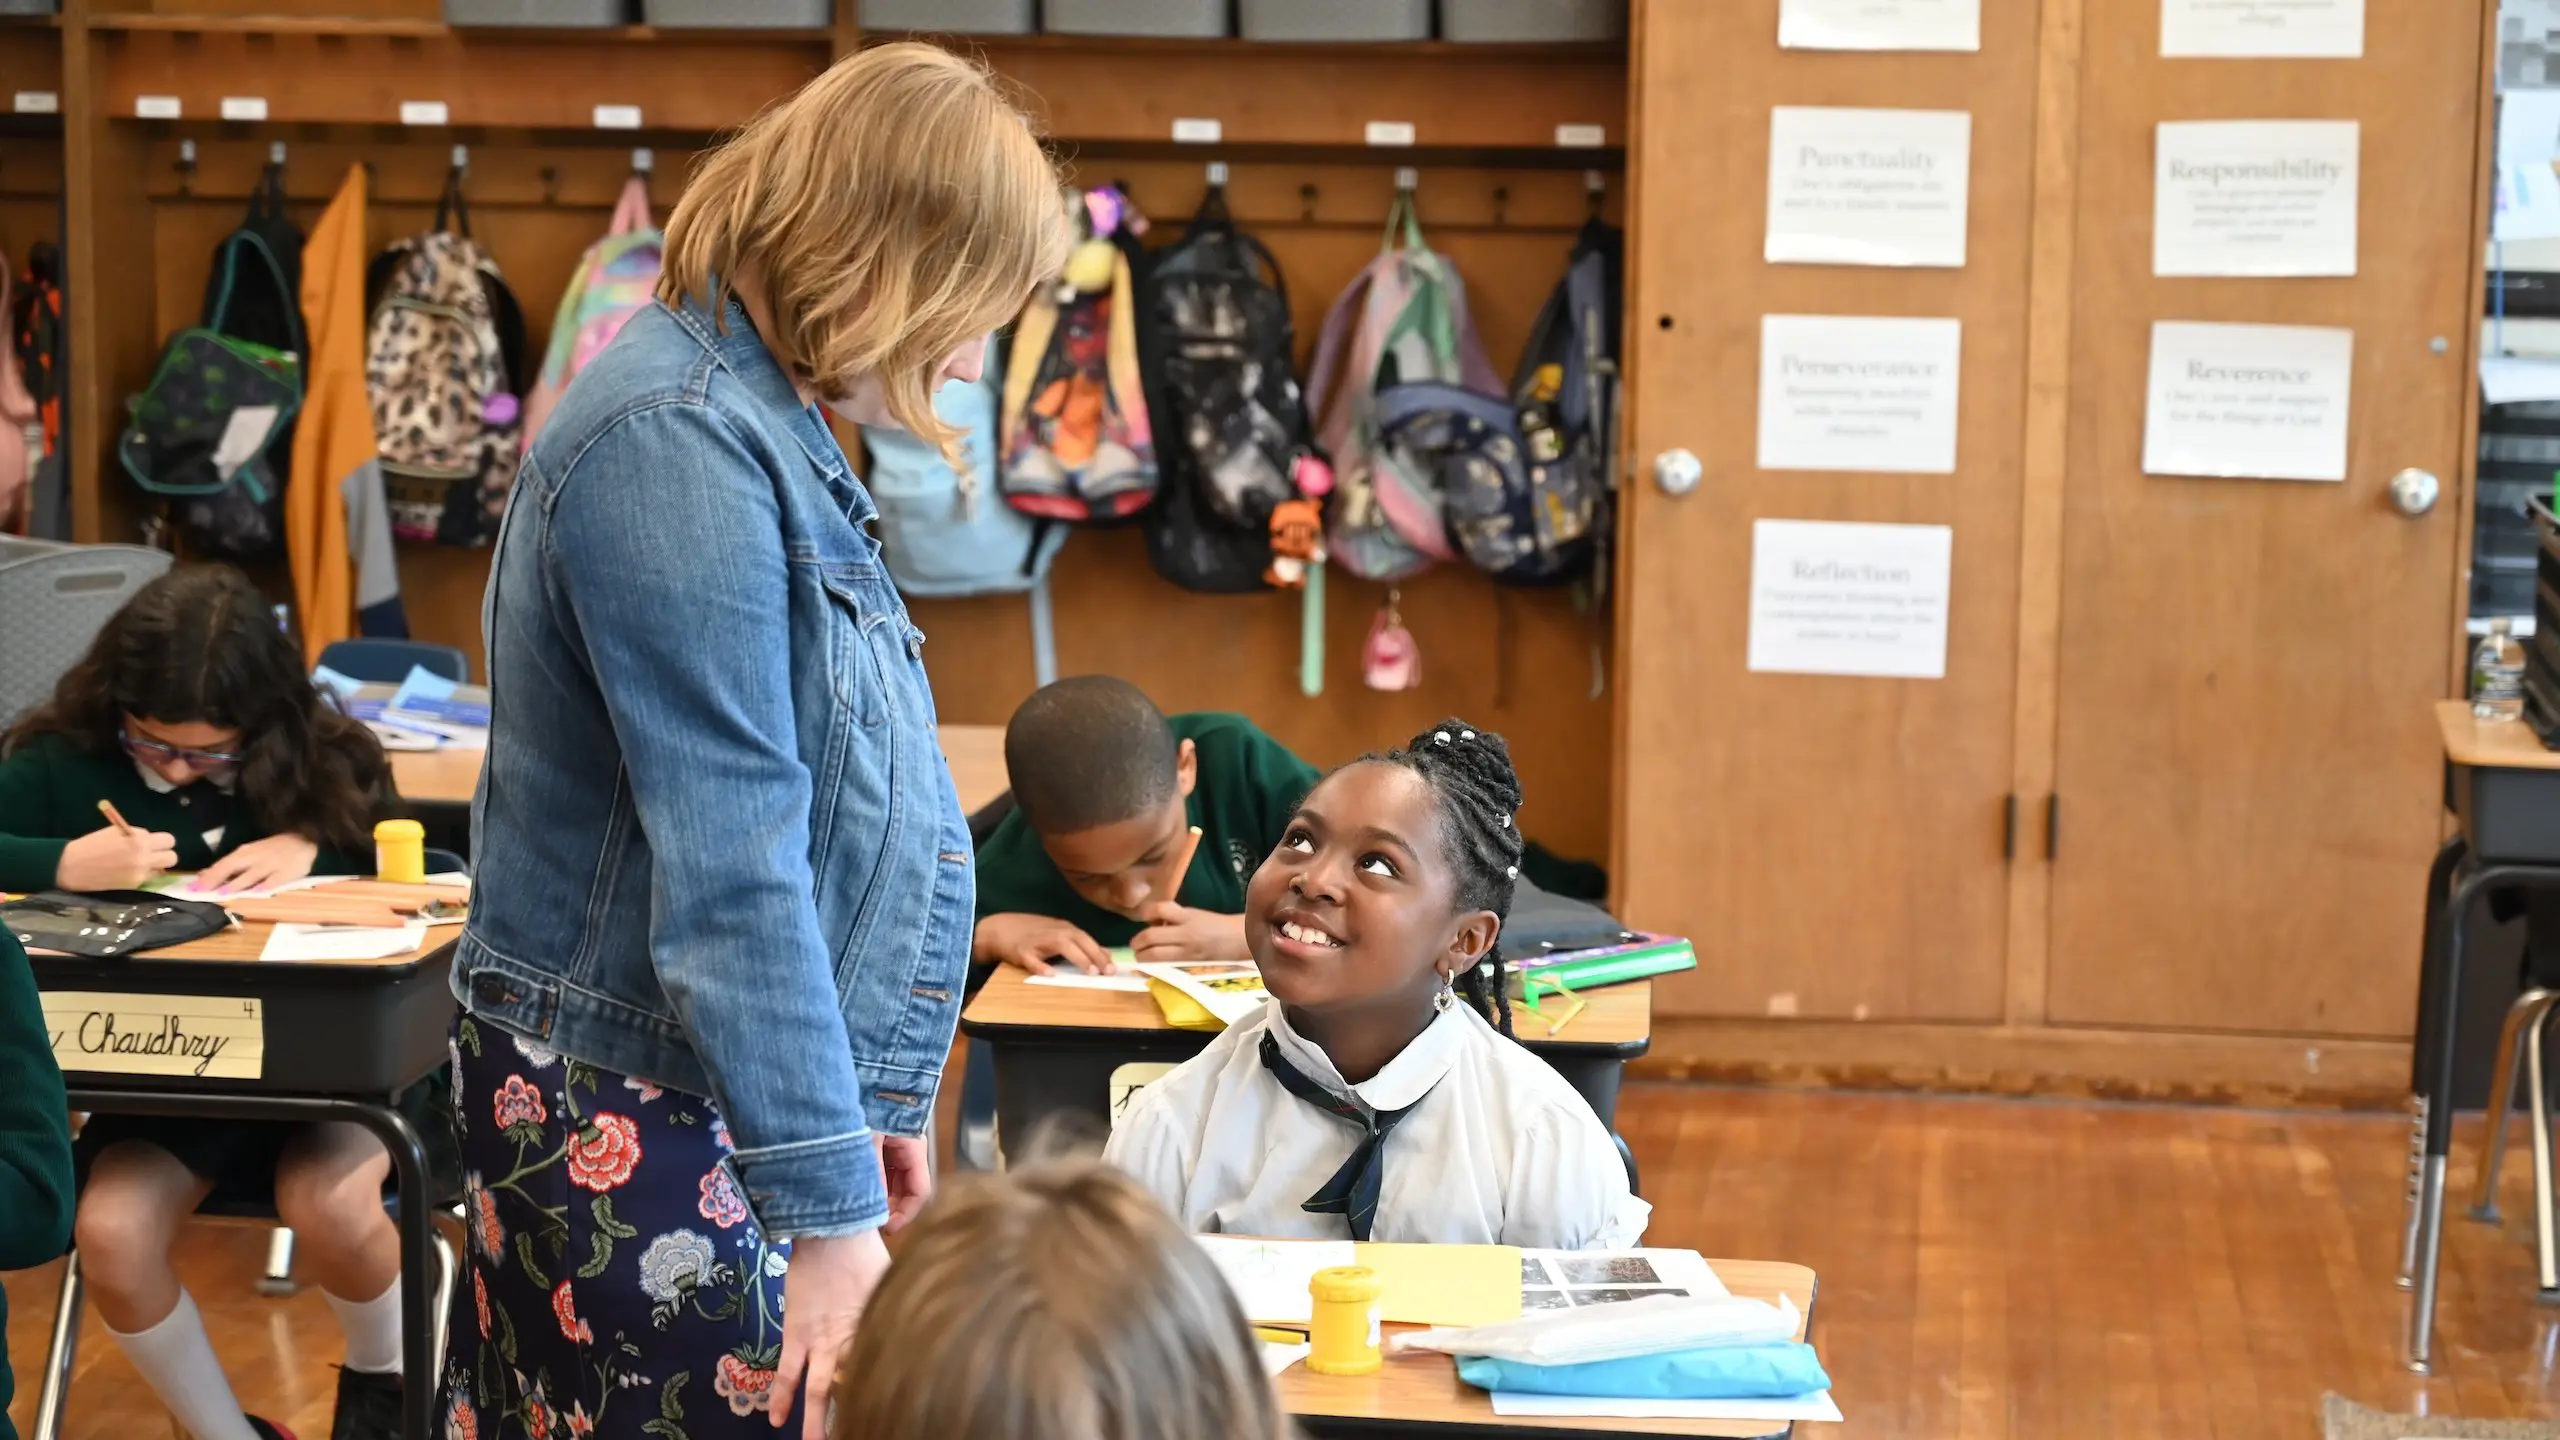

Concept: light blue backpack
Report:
left=863, top=367, right=1067, bottom=686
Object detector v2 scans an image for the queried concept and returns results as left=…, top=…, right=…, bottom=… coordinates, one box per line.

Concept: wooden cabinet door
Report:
left=2043, top=1, right=2485, bottom=1035
left=1613, top=0, right=2042, bottom=1021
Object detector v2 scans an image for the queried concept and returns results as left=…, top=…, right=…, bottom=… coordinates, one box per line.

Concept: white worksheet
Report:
left=2143, top=321, right=2354, bottom=482
left=1747, top=520, right=1954, bottom=680
left=1758, top=315, right=1963, bottom=474
left=2153, top=120, right=2359, bottom=277
left=2161, top=0, right=2364, bottom=57
left=1778, top=0, right=1979, bottom=50
left=1766, top=107, right=1972, bottom=268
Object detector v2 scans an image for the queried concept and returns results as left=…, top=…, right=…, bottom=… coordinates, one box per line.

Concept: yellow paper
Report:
left=1354, top=1242, right=1523, bottom=1326
left=44, top=991, right=264, bottom=1080
left=1144, top=975, right=1225, bottom=1032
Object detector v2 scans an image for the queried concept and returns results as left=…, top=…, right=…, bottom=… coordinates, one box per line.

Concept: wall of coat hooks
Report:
left=6, top=0, right=1631, bottom=860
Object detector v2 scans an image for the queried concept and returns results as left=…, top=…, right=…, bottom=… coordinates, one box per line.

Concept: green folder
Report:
left=1510, top=935, right=1696, bottom=1003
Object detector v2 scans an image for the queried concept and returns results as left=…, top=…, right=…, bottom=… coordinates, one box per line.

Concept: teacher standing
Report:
left=440, top=45, right=1064, bottom=1440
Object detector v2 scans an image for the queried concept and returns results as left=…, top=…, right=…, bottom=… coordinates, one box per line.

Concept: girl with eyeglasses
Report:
left=0, top=562, right=424, bottom=1440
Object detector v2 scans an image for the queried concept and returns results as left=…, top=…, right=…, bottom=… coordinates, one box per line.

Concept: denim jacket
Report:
left=454, top=296, right=973, bottom=1239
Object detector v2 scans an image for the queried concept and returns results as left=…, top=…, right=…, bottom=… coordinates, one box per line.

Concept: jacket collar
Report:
left=664, top=287, right=856, bottom=493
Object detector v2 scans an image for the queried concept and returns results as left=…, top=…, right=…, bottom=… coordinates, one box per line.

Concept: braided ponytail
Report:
left=1364, top=718, right=1525, bottom=1036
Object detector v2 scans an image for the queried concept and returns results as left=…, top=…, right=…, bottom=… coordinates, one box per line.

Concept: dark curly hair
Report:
left=3, top=565, right=392, bottom=853
left=1358, top=718, right=1525, bottom=1036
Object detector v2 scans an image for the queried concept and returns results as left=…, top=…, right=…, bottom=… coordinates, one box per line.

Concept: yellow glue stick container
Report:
left=1307, top=1265, right=1384, bottom=1376
left=374, top=819, right=427, bottom=885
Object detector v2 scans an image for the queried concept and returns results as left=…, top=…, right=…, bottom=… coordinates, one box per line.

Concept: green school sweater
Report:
left=0, top=734, right=371, bottom=894
left=974, top=712, right=1323, bottom=947
left=0, top=928, right=74, bottom=1440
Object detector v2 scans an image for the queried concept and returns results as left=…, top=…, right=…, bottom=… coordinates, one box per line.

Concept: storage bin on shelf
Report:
left=1046, top=0, right=1230, bottom=38
left=861, top=0, right=1036, bottom=30
left=445, top=0, right=629, bottom=24
left=645, top=0, right=829, bottom=26
left=1240, top=0, right=1429, bottom=40
left=1441, top=0, right=1625, bottom=42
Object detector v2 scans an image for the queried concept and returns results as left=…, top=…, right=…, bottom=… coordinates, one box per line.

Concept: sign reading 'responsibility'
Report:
left=2154, top=121, right=2360, bottom=277
left=44, top=992, right=264, bottom=1079
left=1765, top=106, right=1973, bottom=268
left=2143, top=321, right=2355, bottom=483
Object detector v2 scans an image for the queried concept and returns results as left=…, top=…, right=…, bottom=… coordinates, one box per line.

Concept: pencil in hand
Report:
left=97, top=800, right=137, bottom=837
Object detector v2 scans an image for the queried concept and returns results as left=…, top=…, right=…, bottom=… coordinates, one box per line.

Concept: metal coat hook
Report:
left=540, top=165, right=561, bottom=205
left=177, top=139, right=197, bottom=197
left=1393, top=165, right=1418, bottom=194
left=1585, top=168, right=1606, bottom=219
left=632, top=147, right=654, bottom=176
left=1205, top=160, right=1229, bottom=188
left=1492, top=184, right=1509, bottom=226
left=1299, top=182, right=1318, bottom=222
left=267, top=140, right=287, bottom=169
left=449, top=143, right=469, bottom=177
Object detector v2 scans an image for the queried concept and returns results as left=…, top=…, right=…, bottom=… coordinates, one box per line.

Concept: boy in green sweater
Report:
left=973, top=677, right=1321, bottom=974
left=0, top=926, right=77, bottom=1440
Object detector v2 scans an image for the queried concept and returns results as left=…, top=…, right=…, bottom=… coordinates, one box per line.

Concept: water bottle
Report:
left=2474, top=618, right=2525, bottom=722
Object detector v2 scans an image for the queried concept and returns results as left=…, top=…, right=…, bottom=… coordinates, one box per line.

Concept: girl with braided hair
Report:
left=1106, top=720, right=1648, bottom=1249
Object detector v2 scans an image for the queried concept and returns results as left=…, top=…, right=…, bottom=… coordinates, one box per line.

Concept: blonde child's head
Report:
left=830, top=1158, right=1291, bottom=1440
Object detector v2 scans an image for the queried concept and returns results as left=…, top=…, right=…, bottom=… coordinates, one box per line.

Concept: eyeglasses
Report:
left=119, top=726, right=244, bottom=777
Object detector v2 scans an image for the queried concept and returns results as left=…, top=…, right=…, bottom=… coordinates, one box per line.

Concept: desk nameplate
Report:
left=45, top=991, right=263, bottom=1080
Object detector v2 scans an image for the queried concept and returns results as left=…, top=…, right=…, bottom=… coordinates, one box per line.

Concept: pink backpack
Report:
left=1305, top=194, right=1501, bottom=582
left=0, top=254, right=32, bottom=533
left=521, top=177, right=661, bottom=450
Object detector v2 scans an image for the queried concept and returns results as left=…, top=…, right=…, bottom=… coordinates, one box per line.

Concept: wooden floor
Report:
left=9, top=1082, right=2560, bottom=1438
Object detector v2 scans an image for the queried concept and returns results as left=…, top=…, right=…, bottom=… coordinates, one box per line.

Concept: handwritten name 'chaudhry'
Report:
left=63, top=1012, right=232, bottom=1076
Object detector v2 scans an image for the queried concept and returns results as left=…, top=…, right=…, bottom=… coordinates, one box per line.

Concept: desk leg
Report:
left=347, top=1101, right=437, bottom=1440
left=2411, top=865, right=2515, bottom=1373
left=2405, top=837, right=2468, bottom=1288
left=29, top=1250, right=83, bottom=1440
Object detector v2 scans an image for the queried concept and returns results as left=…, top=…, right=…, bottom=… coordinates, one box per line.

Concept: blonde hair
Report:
left=831, top=1159, right=1293, bottom=1440
left=658, top=42, right=1068, bottom=458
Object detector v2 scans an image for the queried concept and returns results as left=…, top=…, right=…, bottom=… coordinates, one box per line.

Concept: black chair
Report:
left=318, top=639, right=470, bottom=685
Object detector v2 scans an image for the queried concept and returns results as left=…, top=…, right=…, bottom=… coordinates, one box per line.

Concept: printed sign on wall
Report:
left=2143, top=321, right=2355, bottom=482
left=2154, top=120, right=2360, bottom=277
left=1766, top=107, right=1973, bottom=268
left=2161, top=0, right=2364, bottom=57
left=1778, top=0, right=1980, bottom=51
left=1758, top=315, right=1963, bottom=474
left=1748, top=520, right=1954, bottom=680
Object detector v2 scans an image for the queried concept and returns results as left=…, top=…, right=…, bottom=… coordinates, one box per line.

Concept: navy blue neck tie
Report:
left=1259, top=1031, right=1422, bottom=1242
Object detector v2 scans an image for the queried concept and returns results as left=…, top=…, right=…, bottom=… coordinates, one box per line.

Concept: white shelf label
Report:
left=1364, top=120, right=1416, bottom=147
left=134, top=95, right=182, bottom=120
left=220, top=96, right=269, bottom=123
left=12, top=91, right=58, bottom=115
left=593, top=104, right=643, bottom=130
left=399, top=99, right=450, bottom=126
left=1555, top=123, right=1607, bottom=148
left=1172, top=117, right=1223, bottom=144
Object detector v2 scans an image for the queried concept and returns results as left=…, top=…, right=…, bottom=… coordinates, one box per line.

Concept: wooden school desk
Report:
left=27, top=921, right=457, bottom=1440
left=2402, top=700, right=2560, bottom=1371
left=384, top=722, right=1011, bottom=816
left=959, top=967, right=1653, bottom=1165
left=1284, top=1259, right=1821, bottom=1440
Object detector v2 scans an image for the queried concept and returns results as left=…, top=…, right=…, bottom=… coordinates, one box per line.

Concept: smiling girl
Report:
left=0, top=563, right=419, bottom=1440
left=1105, top=720, right=1648, bottom=1249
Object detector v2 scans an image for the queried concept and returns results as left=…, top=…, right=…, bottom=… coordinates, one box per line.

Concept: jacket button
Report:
left=472, top=974, right=508, bottom=1005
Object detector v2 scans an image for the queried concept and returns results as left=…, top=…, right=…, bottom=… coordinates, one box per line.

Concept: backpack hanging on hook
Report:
left=363, top=164, right=528, bottom=546
left=521, top=174, right=662, bottom=450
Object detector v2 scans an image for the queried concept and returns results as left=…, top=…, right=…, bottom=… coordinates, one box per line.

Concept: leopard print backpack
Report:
left=363, top=172, right=526, bottom=546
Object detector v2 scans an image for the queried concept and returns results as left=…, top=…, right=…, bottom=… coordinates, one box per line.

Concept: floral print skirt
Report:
left=439, top=1015, right=789, bottom=1440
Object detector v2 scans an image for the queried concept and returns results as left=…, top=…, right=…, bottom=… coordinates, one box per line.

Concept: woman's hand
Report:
left=1130, top=903, right=1250, bottom=965
left=55, top=824, right=178, bottom=891
left=191, top=834, right=321, bottom=896
left=769, top=1228, right=892, bottom=1440
left=876, top=1134, right=931, bottom=1233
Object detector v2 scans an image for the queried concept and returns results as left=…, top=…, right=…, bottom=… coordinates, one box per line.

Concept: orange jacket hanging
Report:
left=289, top=164, right=406, bottom=666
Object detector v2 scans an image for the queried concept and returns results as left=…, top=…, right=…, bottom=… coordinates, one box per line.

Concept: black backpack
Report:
left=119, top=171, right=308, bottom=562
left=1141, top=183, right=1313, bottom=594
left=1453, top=218, right=1622, bottom=589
